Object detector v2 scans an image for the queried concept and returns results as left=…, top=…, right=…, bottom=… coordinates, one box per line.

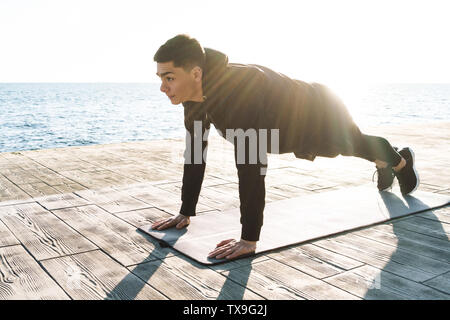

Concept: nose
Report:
left=160, top=82, right=168, bottom=93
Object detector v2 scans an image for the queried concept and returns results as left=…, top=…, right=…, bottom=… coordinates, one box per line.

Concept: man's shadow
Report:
left=364, top=191, right=449, bottom=299
left=216, top=258, right=254, bottom=300
left=105, top=225, right=254, bottom=300
left=105, top=227, right=187, bottom=300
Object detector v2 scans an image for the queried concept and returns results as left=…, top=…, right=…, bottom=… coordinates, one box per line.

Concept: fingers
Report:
left=215, top=239, right=235, bottom=248
left=151, top=218, right=169, bottom=229
left=208, top=241, right=235, bottom=258
left=151, top=218, right=176, bottom=230
left=152, top=215, right=190, bottom=231
left=216, top=247, right=236, bottom=259
left=208, top=240, right=256, bottom=260
left=208, top=240, right=238, bottom=258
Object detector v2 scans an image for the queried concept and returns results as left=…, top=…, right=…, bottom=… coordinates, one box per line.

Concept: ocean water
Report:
left=0, top=83, right=449, bottom=153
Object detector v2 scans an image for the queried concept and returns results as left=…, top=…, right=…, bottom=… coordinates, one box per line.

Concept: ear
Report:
left=191, top=66, right=203, bottom=82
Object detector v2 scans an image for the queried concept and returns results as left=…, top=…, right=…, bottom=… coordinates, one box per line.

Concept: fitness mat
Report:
left=138, top=185, right=449, bottom=265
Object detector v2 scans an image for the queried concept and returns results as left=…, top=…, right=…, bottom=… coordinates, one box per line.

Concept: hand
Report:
left=151, top=214, right=190, bottom=230
left=207, top=238, right=257, bottom=260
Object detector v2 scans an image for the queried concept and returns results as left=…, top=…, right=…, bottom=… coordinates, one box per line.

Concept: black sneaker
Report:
left=373, top=166, right=395, bottom=191
left=395, top=147, right=420, bottom=195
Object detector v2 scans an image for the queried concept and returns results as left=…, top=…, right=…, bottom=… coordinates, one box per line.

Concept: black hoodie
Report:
left=180, top=48, right=360, bottom=241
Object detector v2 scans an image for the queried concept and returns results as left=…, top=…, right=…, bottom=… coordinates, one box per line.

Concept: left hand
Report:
left=208, top=238, right=257, bottom=260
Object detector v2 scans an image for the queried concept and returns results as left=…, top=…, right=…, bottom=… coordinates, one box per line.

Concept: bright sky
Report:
left=1, top=0, right=449, bottom=85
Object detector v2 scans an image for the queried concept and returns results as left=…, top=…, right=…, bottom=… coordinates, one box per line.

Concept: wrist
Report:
left=240, top=238, right=257, bottom=246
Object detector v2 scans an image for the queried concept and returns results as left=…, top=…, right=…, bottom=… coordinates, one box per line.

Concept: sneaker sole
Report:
left=403, top=147, right=420, bottom=195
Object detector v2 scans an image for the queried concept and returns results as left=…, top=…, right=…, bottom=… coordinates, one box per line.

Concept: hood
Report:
left=202, top=48, right=229, bottom=100
left=182, top=47, right=228, bottom=116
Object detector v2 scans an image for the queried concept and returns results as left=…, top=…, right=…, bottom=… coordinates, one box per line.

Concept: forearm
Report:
left=180, top=163, right=206, bottom=216
left=237, top=163, right=266, bottom=241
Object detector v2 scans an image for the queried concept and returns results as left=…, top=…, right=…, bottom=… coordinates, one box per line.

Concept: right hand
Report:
left=151, top=214, right=191, bottom=231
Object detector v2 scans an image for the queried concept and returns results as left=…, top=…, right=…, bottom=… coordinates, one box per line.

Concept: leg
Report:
left=351, top=133, right=401, bottom=191
left=352, top=133, right=403, bottom=167
left=351, top=133, right=419, bottom=194
left=376, top=158, right=406, bottom=172
left=311, top=84, right=418, bottom=194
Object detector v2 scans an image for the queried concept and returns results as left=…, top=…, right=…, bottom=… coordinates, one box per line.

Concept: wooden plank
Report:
left=17, top=182, right=62, bottom=198
left=60, top=169, right=139, bottom=189
left=0, top=203, right=97, bottom=260
left=75, top=187, right=151, bottom=213
left=0, top=175, right=32, bottom=203
left=222, top=258, right=359, bottom=300
left=353, top=224, right=450, bottom=263
left=36, top=192, right=91, bottom=210
left=393, top=216, right=450, bottom=240
left=267, top=248, right=344, bottom=279
left=129, top=255, right=263, bottom=299
left=41, top=250, right=167, bottom=300
left=313, top=232, right=449, bottom=283
left=423, top=272, right=450, bottom=294
left=112, top=208, right=180, bottom=258
left=197, top=187, right=241, bottom=211
left=266, top=183, right=316, bottom=198
left=295, top=243, right=365, bottom=271
left=25, top=168, right=76, bottom=186
left=437, top=188, right=450, bottom=196
left=29, top=158, right=96, bottom=172
left=113, top=207, right=173, bottom=229
left=2, top=168, right=42, bottom=185
left=345, top=231, right=450, bottom=277
left=0, top=245, right=70, bottom=300
left=117, top=183, right=213, bottom=214
left=51, top=183, right=87, bottom=194
left=0, top=219, right=20, bottom=247
left=151, top=182, right=215, bottom=214
left=266, top=243, right=364, bottom=279
left=156, top=184, right=239, bottom=212
left=208, top=255, right=270, bottom=273
left=58, top=170, right=99, bottom=188
left=103, top=163, right=181, bottom=183
left=324, top=264, right=450, bottom=300
left=52, top=205, right=169, bottom=266
left=361, top=223, right=450, bottom=253
left=0, top=198, right=35, bottom=207
left=417, top=208, right=450, bottom=224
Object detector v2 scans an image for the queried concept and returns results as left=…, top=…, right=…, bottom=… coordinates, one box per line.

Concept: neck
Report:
left=189, top=84, right=204, bottom=102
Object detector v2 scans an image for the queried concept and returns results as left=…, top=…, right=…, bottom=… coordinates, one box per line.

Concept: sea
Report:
left=0, top=83, right=449, bottom=153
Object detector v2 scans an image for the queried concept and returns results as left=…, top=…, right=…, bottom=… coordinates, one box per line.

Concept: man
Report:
left=151, top=34, right=419, bottom=260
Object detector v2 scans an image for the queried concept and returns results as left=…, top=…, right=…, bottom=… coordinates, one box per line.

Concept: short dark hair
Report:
left=154, top=34, right=205, bottom=72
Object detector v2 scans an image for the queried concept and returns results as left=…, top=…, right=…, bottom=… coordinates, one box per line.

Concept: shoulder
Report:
left=224, top=63, right=267, bottom=89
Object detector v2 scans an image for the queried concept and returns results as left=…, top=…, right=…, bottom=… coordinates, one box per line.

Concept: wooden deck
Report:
left=0, top=122, right=448, bottom=300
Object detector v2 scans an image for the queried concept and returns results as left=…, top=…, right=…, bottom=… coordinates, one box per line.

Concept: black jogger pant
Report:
left=352, top=133, right=403, bottom=167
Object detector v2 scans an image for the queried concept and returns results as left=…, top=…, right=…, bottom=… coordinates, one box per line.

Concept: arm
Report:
left=236, top=161, right=267, bottom=242
left=152, top=106, right=210, bottom=230
left=179, top=110, right=210, bottom=217
left=208, top=135, right=268, bottom=259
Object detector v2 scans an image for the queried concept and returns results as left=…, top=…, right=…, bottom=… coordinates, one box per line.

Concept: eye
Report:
left=167, top=77, right=174, bottom=82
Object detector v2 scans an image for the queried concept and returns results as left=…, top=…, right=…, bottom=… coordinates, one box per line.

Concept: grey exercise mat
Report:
left=138, top=185, right=450, bottom=265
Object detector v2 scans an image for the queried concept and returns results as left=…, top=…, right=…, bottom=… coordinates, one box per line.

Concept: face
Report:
left=156, top=61, right=202, bottom=105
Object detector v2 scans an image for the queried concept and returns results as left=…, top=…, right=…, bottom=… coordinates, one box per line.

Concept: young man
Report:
left=151, top=34, right=419, bottom=260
